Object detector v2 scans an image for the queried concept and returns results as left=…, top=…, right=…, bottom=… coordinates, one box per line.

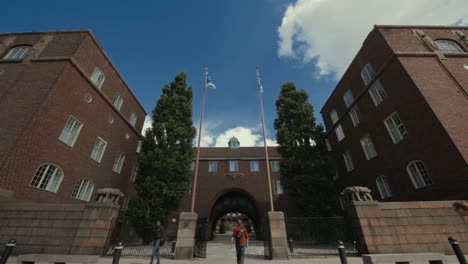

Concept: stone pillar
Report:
left=70, top=188, right=123, bottom=254
left=174, top=212, right=198, bottom=259
left=268, top=211, right=289, bottom=260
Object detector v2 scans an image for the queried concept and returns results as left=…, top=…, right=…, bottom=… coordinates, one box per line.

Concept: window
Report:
left=90, top=67, right=105, bottom=89
left=360, top=135, right=378, bottom=160
left=229, top=160, right=239, bottom=172
left=273, top=180, right=283, bottom=194
left=250, top=160, right=259, bottom=172
left=3, top=46, right=31, bottom=60
left=384, top=112, right=408, bottom=143
left=121, top=197, right=130, bottom=211
left=190, top=161, right=195, bottom=171
left=112, top=93, right=123, bottom=110
left=129, top=112, right=137, bottom=127
left=113, top=154, right=125, bottom=174
left=335, top=125, right=345, bottom=142
left=58, top=116, right=83, bottom=147
left=376, top=176, right=392, bottom=199
left=369, top=81, right=387, bottom=106
left=136, top=141, right=142, bottom=153
left=343, top=90, right=354, bottom=108
left=349, top=105, right=362, bottom=127
left=325, top=138, right=332, bottom=152
left=361, top=64, right=376, bottom=85
left=330, top=109, right=339, bottom=124
left=209, top=161, right=218, bottom=172
left=434, top=40, right=464, bottom=53
left=30, top=164, right=63, bottom=193
left=407, top=160, right=433, bottom=189
left=71, top=179, right=94, bottom=202
left=130, top=166, right=138, bottom=182
left=90, top=137, right=107, bottom=163
left=271, top=160, right=280, bottom=172
left=342, top=151, right=354, bottom=172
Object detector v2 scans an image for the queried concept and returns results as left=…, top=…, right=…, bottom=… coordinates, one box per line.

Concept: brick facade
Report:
left=321, top=26, right=468, bottom=201
left=0, top=30, right=146, bottom=204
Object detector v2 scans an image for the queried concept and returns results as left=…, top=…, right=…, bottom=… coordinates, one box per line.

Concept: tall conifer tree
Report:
left=274, top=82, right=338, bottom=216
left=127, top=72, right=196, bottom=241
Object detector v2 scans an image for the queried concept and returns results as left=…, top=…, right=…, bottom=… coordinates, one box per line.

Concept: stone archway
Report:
left=209, top=191, right=261, bottom=238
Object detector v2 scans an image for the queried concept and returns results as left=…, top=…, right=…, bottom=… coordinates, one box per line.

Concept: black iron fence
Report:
left=194, top=218, right=208, bottom=258
left=285, top=217, right=358, bottom=257
left=102, top=216, right=178, bottom=257
left=262, top=217, right=272, bottom=260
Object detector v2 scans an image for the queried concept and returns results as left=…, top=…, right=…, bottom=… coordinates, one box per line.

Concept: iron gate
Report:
left=102, top=216, right=178, bottom=257
left=194, top=218, right=208, bottom=258
left=262, top=217, right=272, bottom=260
left=285, top=217, right=358, bottom=257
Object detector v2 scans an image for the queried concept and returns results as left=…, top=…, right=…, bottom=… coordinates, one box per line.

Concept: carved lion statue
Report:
left=340, top=186, right=373, bottom=202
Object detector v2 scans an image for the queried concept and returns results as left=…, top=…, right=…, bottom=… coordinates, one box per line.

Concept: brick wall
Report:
left=346, top=200, right=468, bottom=254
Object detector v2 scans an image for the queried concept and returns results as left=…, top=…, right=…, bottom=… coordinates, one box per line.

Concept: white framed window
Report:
left=30, top=164, right=63, bottom=193
left=112, top=93, right=123, bottom=110
left=3, top=46, right=31, bottom=60
left=90, top=137, right=107, bottom=163
left=113, top=154, right=125, bottom=174
left=325, top=138, right=332, bottom=152
left=130, top=166, right=138, bottom=182
left=335, top=125, right=345, bottom=142
left=190, top=161, right=195, bottom=171
left=369, top=81, right=387, bottom=106
left=434, top=40, right=464, bottom=53
left=229, top=160, right=239, bottom=172
left=209, top=161, right=218, bottom=172
left=330, top=109, right=339, bottom=124
left=271, top=160, right=280, bottom=172
left=342, top=151, right=354, bottom=172
left=71, top=178, right=94, bottom=202
left=349, top=105, right=362, bottom=127
left=90, top=67, right=105, bottom=89
left=384, top=112, right=408, bottom=144
left=376, top=175, right=392, bottom=199
left=136, top=141, right=142, bottom=153
left=58, top=116, right=83, bottom=147
left=360, top=135, right=378, bottom=160
left=273, top=180, right=284, bottom=194
left=407, top=160, right=433, bottom=189
left=250, top=160, right=259, bottom=172
left=343, top=90, right=354, bottom=108
left=121, top=197, right=130, bottom=211
left=361, top=64, right=376, bottom=85
left=129, top=112, right=137, bottom=127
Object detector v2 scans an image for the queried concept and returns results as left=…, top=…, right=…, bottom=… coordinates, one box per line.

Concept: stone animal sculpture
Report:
left=340, top=186, right=373, bottom=202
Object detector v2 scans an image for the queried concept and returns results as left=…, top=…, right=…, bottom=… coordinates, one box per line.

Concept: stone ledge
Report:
left=362, top=252, right=448, bottom=264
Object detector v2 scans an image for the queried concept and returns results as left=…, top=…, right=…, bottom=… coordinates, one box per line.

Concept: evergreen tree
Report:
left=127, top=72, right=196, bottom=242
left=274, top=82, right=338, bottom=216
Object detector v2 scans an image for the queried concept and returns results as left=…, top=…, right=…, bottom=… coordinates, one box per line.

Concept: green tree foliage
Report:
left=274, top=82, right=338, bottom=216
left=127, top=72, right=196, bottom=242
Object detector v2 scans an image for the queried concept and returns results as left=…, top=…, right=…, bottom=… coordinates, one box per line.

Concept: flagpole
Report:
left=191, top=68, right=208, bottom=213
left=256, top=67, right=274, bottom=212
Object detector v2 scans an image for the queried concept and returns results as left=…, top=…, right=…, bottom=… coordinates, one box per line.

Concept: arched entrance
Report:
left=209, top=191, right=261, bottom=239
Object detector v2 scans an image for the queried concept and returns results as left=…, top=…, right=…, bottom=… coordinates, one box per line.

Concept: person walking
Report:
left=150, top=220, right=163, bottom=264
left=231, top=219, right=249, bottom=264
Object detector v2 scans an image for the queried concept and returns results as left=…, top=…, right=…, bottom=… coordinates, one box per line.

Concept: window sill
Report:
left=29, top=185, right=58, bottom=194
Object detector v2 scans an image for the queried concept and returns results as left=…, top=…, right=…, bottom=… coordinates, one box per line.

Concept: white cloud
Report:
left=278, top=0, right=468, bottom=77
left=194, top=120, right=277, bottom=147
left=141, top=115, right=153, bottom=135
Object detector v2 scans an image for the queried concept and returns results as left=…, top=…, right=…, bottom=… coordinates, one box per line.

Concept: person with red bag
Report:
left=231, top=220, right=249, bottom=264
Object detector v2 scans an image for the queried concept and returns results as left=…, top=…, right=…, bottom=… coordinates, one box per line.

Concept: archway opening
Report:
left=209, top=191, right=261, bottom=240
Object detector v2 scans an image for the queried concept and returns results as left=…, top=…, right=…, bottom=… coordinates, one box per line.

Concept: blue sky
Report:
left=2, top=0, right=466, bottom=147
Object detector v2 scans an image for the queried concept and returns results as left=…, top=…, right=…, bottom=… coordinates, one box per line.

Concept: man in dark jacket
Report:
left=150, top=220, right=163, bottom=264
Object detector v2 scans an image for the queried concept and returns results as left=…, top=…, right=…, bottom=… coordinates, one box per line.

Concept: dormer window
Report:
left=90, top=67, right=105, bottom=89
left=3, top=46, right=31, bottom=60
left=361, top=64, right=376, bottom=85
left=434, top=40, right=464, bottom=53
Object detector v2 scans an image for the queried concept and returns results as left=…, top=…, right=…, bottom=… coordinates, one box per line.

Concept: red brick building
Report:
left=176, top=137, right=299, bottom=233
left=0, top=30, right=146, bottom=204
left=321, top=25, right=468, bottom=202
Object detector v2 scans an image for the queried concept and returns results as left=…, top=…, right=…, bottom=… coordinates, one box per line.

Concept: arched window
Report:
left=361, top=64, right=375, bottom=85
left=3, top=46, right=31, bottom=60
left=407, top=160, right=433, bottom=189
left=376, top=175, right=392, bottom=199
left=71, top=178, right=94, bottom=202
left=90, top=67, right=105, bottom=89
left=30, top=164, right=63, bottom=193
left=434, top=40, right=464, bottom=53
